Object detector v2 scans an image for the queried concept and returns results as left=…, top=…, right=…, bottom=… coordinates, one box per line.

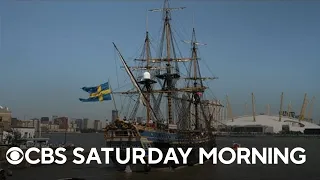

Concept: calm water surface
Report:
left=9, top=133, right=320, bottom=180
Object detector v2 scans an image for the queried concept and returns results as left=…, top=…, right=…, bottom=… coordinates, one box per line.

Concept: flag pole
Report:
left=109, top=79, right=118, bottom=119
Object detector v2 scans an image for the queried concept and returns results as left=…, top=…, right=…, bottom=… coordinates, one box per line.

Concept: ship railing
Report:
left=104, top=129, right=140, bottom=139
left=134, top=125, right=157, bottom=131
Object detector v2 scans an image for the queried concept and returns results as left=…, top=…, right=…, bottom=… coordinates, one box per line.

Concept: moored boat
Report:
left=232, top=142, right=241, bottom=151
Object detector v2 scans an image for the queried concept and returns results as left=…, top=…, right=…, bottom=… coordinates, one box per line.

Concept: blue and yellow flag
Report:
left=79, top=82, right=112, bottom=102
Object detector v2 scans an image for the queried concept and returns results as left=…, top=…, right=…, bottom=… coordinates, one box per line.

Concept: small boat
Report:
left=231, top=142, right=241, bottom=151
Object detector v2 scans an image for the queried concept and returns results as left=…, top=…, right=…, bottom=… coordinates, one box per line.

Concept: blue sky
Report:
left=0, top=0, right=319, bottom=123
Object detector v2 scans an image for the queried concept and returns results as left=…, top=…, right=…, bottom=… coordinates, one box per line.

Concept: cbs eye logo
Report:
left=6, top=147, right=24, bottom=165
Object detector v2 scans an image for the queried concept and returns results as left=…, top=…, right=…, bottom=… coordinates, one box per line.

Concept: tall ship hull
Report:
left=105, top=120, right=216, bottom=171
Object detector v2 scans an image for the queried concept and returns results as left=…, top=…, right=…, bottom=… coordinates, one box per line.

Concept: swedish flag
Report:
left=79, top=82, right=112, bottom=102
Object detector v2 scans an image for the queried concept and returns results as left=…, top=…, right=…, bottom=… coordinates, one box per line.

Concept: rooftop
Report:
left=223, top=115, right=320, bottom=133
left=0, top=106, right=11, bottom=113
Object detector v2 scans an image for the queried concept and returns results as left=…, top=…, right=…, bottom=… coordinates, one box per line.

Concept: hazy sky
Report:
left=0, top=0, right=319, bottom=123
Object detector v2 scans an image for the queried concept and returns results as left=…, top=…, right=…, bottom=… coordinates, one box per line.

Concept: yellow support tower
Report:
left=279, top=92, right=284, bottom=121
left=299, top=93, right=308, bottom=121
left=307, top=96, right=316, bottom=122
left=287, top=101, right=291, bottom=118
left=226, top=95, right=234, bottom=122
left=251, top=93, right=256, bottom=122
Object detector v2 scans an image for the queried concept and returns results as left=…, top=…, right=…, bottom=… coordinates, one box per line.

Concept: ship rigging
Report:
left=112, top=0, right=221, bottom=133
left=104, top=0, right=222, bottom=172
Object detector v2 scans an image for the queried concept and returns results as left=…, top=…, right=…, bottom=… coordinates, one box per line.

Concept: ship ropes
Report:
left=110, top=0, right=224, bottom=136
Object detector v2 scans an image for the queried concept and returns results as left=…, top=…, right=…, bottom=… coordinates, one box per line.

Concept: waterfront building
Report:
left=0, top=106, right=11, bottom=130
left=83, top=118, right=88, bottom=129
left=93, top=120, right=100, bottom=131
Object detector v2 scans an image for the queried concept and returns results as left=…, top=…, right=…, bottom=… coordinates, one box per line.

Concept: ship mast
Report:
left=135, top=28, right=156, bottom=127
left=164, top=1, right=174, bottom=127
left=183, top=28, right=217, bottom=130
left=144, top=9, right=151, bottom=126
left=113, top=42, right=159, bottom=123
left=145, top=31, right=152, bottom=126
left=150, top=0, right=185, bottom=129
left=113, top=0, right=219, bottom=132
left=191, top=28, right=201, bottom=129
left=165, top=4, right=173, bottom=127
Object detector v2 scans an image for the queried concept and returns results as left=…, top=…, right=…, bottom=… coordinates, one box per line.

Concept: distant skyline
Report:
left=0, top=1, right=319, bottom=123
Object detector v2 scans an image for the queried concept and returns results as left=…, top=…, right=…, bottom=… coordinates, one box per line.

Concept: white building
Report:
left=0, top=106, right=12, bottom=130
left=223, top=115, right=320, bottom=134
left=14, top=127, right=35, bottom=138
left=2, top=127, right=36, bottom=144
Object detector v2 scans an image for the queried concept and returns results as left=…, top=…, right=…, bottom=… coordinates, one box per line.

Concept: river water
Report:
left=8, top=133, right=320, bottom=180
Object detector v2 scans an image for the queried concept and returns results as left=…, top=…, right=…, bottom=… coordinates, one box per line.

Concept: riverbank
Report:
left=42, top=132, right=103, bottom=134
left=42, top=132, right=81, bottom=134
left=215, top=133, right=320, bottom=138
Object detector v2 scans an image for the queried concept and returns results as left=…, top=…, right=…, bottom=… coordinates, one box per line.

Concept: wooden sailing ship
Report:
left=104, top=0, right=222, bottom=172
